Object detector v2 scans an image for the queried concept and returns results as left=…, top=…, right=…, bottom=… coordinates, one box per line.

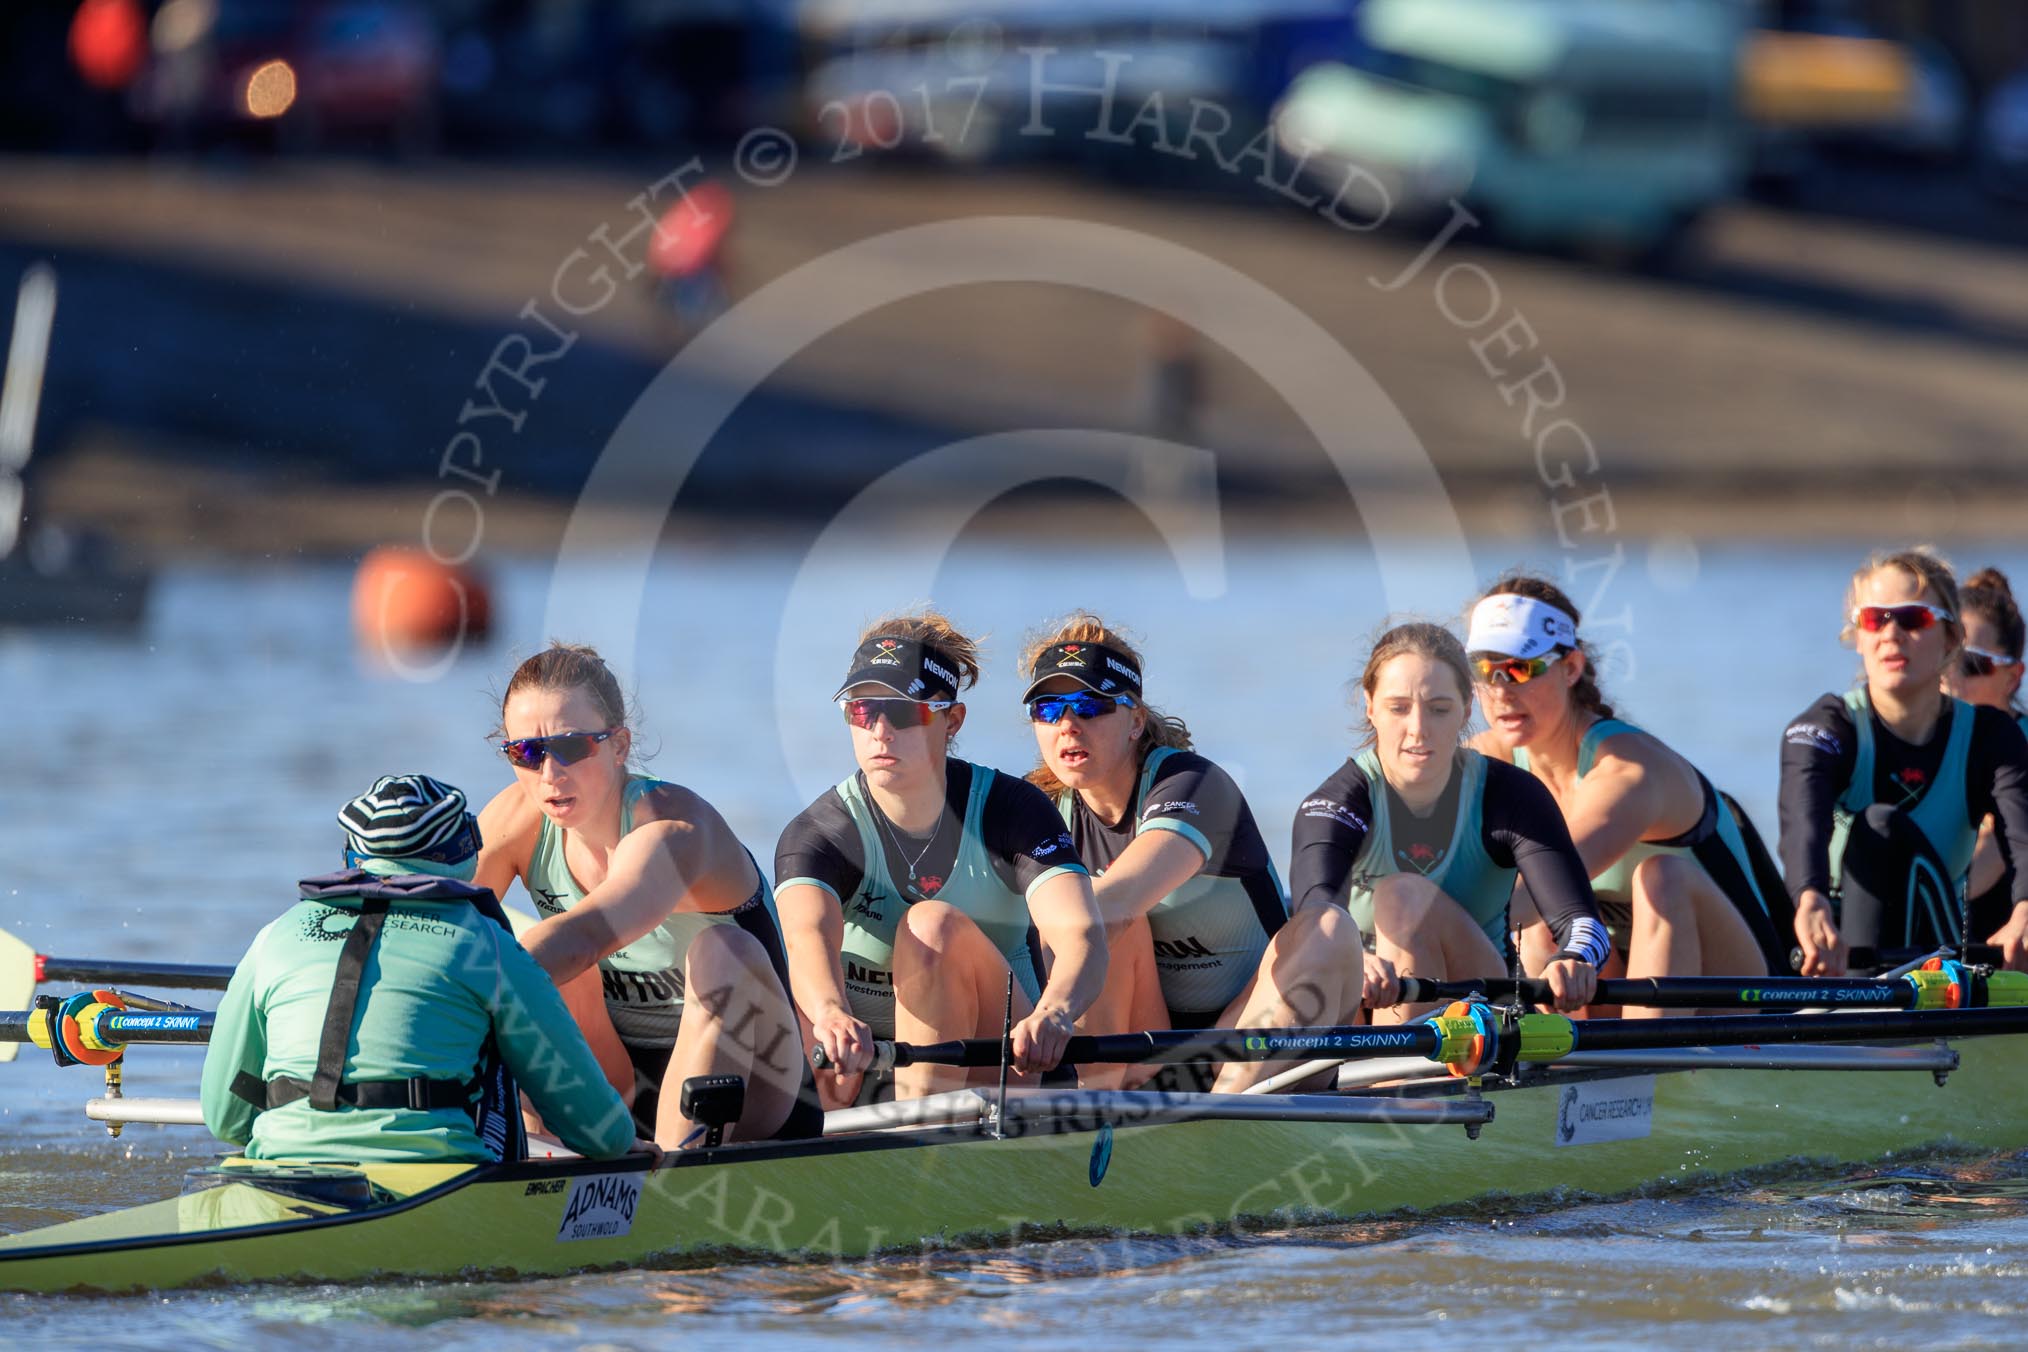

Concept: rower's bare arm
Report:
left=520, top=820, right=724, bottom=983
left=1088, top=831, right=1208, bottom=929
left=1969, top=817, right=2006, bottom=898
left=1989, top=902, right=2028, bottom=973
left=1559, top=753, right=1666, bottom=879
left=1021, top=871, right=1108, bottom=1069
left=776, top=881, right=870, bottom=1073
left=471, top=784, right=540, bottom=901
left=1792, top=888, right=1846, bottom=977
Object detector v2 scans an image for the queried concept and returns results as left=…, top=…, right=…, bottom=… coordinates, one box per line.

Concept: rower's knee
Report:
left=1629, top=856, right=1695, bottom=929
left=892, top=900, right=980, bottom=975
left=683, top=924, right=771, bottom=990
left=1371, top=873, right=1442, bottom=939
left=1282, top=902, right=1362, bottom=958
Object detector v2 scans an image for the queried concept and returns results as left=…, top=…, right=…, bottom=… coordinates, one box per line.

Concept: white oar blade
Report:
left=0, top=926, right=36, bottom=1063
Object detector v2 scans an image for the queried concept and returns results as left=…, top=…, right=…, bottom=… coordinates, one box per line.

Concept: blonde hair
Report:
left=1356, top=621, right=1473, bottom=748
left=497, top=641, right=630, bottom=731
left=495, top=640, right=638, bottom=767
left=1020, top=612, right=1191, bottom=799
left=1840, top=547, right=1962, bottom=652
left=857, top=607, right=983, bottom=691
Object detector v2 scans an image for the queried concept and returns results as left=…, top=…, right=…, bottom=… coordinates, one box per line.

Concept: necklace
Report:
left=872, top=794, right=947, bottom=894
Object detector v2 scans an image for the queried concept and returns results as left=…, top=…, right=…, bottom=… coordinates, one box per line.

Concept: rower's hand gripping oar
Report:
left=827, top=993, right=2028, bottom=1081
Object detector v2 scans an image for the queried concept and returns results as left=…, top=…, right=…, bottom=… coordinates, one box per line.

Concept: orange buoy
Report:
left=351, top=546, right=492, bottom=657
left=69, top=0, right=146, bottom=91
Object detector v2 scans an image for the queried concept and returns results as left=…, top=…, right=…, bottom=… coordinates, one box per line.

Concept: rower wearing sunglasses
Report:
left=1779, top=549, right=2028, bottom=977
left=201, top=774, right=650, bottom=1164
left=1940, top=567, right=2028, bottom=969
left=775, top=613, right=1106, bottom=1105
left=473, top=643, right=820, bottom=1147
left=1468, top=578, right=1791, bottom=1009
left=1293, top=622, right=1611, bottom=1023
left=1020, top=615, right=1367, bottom=1092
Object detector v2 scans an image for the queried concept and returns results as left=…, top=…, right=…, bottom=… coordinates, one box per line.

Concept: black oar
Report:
left=814, top=1024, right=1437, bottom=1073
left=819, top=1005, right=2028, bottom=1077
left=0, top=924, right=232, bottom=993
left=34, top=955, right=232, bottom=991
left=1398, top=968, right=2028, bottom=1011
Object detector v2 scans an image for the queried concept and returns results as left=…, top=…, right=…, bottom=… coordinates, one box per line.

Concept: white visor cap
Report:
left=1466, top=594, right=1578, bottom=660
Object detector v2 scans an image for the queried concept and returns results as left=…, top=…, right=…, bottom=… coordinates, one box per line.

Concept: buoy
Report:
left=69, top=0, right=146, bottom=91
left=351, top=546, right=491, bottom=657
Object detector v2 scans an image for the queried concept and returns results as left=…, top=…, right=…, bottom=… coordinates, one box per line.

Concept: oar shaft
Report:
left=864, top=1024, right=1443, bottom=1070
left=1564, top=1005, right=2028, bottom=1052
left=1398, top=975, right=1918, bottom=1010
left=843, top=1006, right=2028, bottom=1076
left=36, top=956, right=232, bottom=991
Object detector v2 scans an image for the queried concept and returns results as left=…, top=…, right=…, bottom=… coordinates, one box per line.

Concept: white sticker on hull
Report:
left=556, top=1172, right=642, bottom=1242
left=1554, top=1076, right=1655, bottom=1147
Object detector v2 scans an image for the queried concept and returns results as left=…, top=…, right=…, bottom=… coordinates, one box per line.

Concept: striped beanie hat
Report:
left=338, top=774, right=481, bottom=876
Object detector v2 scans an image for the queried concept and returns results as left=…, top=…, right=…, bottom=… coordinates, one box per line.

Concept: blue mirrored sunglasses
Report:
left=1027, top=693, right=1135, bottom=724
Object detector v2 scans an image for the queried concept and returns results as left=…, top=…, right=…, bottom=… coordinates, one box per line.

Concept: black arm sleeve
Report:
left=1290, top=760, right=1375, bottom=912
left=1777, top=694, right=1858, bottom=903
left=1970, top=706, right=2028, bottom=908
left=981, top=772, right=1086, bottom=895
left=1481, top=760, right=1610, bottom=966
left=772, top=794, right=866, bottom=903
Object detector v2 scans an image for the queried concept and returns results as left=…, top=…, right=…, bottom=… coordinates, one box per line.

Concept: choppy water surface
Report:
left=5, top=534, right=2027, bottom=1346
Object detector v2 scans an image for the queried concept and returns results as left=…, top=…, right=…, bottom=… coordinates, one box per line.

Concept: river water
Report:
left=5, top=531, right=2027, bottom=1346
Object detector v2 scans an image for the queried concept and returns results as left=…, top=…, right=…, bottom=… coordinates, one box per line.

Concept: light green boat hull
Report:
left=6, top=1039, right=2026, bottom=1294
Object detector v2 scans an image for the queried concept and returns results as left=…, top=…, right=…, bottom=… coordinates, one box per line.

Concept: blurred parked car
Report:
left=1270, top=0, right=1747, bottom=256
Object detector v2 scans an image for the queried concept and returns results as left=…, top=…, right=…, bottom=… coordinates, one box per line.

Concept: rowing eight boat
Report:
left=4, top=1030, right=2024, bottom=1294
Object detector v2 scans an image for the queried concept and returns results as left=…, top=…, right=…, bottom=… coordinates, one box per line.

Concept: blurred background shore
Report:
left=0, top=0, right=2023, bottom=576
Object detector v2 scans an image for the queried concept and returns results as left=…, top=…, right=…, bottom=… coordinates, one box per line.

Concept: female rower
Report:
left=775, top=611, right=1107, bottom=1105
left=1467, top=577, right=1789, bottom=1010
left=1940, top=567, right=2028, bottom=968
left=1292, top=621, right=1609, bottom=1022
left=473, top=643, right=819, bottom=1146
left=1778, top=549, right=2028, bottom=976
left=1021, top=615, right=1368, bottom=1092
